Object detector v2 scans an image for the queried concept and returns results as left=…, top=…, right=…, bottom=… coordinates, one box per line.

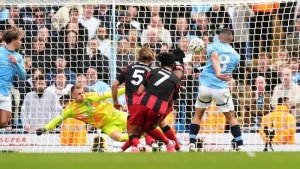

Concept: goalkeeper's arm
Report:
left=90, top=88, right=125, bottom=102
left=36, top=115, right=64, bottom=136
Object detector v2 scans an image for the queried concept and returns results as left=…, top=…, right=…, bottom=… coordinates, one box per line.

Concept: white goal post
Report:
left=0, top=0, right=299, bottom=152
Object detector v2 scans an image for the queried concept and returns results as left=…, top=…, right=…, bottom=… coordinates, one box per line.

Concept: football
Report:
left=189, top=38, right=205, bottom=53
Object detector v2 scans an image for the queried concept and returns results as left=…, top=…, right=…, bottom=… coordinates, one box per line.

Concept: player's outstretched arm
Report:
left=211, top=52, right=231, bottom=81
left=112, top=80, right=122, bottom=109
left=100, top=87, right=125, bottom=101
left=36, top=116, right=63, bottom=136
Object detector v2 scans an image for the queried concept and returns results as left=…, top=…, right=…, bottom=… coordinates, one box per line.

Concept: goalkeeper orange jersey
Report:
left=45, top=88, right=125, bottom=131
left=199, top=101, right=226, bottom=134
left=260, top=105, right=296, bottom=144
left=252, top=3, right=279, bottom=13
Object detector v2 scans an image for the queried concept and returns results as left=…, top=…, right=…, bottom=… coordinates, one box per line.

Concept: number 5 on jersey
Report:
left=131, top=69, right=145, bottom=85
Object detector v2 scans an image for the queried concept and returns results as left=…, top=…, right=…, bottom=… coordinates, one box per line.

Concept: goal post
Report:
left=0, top=0, right=299, bottom=152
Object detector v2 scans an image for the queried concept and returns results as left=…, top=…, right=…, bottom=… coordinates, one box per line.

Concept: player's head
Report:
left=218, top=28, right=233, bottom=44
left=60, top=94, right=72, bottom=109
left=2, top=27, right=23, bottom=50
left=171, top=48, right=185, bottom=64
left=157, top=52, right=175, bottom=68
left=71, top=85, right=85, bottom=103
left=138, top=46, right=155, bottom=65
left=34, top=75, right=46, bottom=93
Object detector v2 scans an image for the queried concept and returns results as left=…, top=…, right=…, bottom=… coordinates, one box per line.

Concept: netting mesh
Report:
left=0, top=0, right=300, bottom=152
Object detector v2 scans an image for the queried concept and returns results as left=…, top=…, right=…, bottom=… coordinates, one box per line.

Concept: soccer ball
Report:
left=189, top=38, right=205, bottom=53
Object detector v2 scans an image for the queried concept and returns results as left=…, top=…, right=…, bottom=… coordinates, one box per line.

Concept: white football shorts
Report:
left=195, top=85, right=234, bottom=112
left=0, top=94, right=12, bottom=112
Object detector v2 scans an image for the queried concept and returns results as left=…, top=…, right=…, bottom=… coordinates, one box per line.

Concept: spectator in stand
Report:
left=93, top=4, right=111, bottom=28
left=127, top=6, right=141, bottom=29
left=46, top=71, right=73, bottom=98
left=128, top=29, right=141, bottom=58
left=192, top=49, right=207, bottom=72
left=85, top=67, right=110, bottom=92
left=21, top=75, right=61, bottom=133
left=272, top=60, right=287, bottom=77
left=189, top=12, right=214, bottom=38
left=271, top=68, right=300, bottom=125
left=160, top=43, right=169, bottom=53
left=26, top=68, right=44, bottom=88
left=19, top=5, right=38, bottom=22
left=46, top=56, right=76, bottom=85
left=0, top=6, right=26, bottom=32
left=26, top=37, right=53, bottom=73
left=244, top=76, right=271, bottom=127
left=260, top=97, right=296, bottom=145
left=79, top=5, right=100, bottom=40
left=276, top=49, right=290, bottom=62
left=56, top=30, right=85, bottom=73
left=139, top=5, right=162, bottom=30
left=97, top=24, right=111, bottom=58
left=25, top=7, right=51, bottom=40
left=246, top=50, right=281, bottom=92
left=82, top=38, right=110, bottom=84
left=141, top=16, right=172, bottom=48
left=0, top=6, right=9, bottom=21
left=170, top=17, right=190, bottom=48
left=143, top=28, right=162, bottom=55
left=250, top=3, right=279, bottom=58
left=286, top=18, right=300, bottom=53
left=116, top=9, right=141, bottom=31
left=289, top=58, right=300, bottom=85
left=177, top=36, right=192, bottom=63
left=205, top=4, right=232, bottom=35
left=59, top=8, right=89, bottom=43
left=37, top=26, right=55, bottom=49
left=229, top=4, right=254, bottom=82
left=76, top=74, right=95, bottom=93
left=115, top=37, right=136, bottom=74
left=51, top=5, right=83, bottom=32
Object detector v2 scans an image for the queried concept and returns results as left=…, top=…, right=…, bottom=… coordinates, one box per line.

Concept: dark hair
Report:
left=157, top=52, right=175, bottom=67
left=71, top=84, right=83, bottom=94
left=117, top=37, right=129, bottom=43
left=33, top=7, right=46, bottom=13
left=220, top=28, right=233, bottom=36
left=60, top=94, right=72, bottom=102
left=33, top=75, right=45, bottom=85
left=2, top=28, right=22, bottom=44
left=278, top=97, right=289, bottom=105
left=69, top=8, right=79, bottom=15
left=171, top=48, right=185, bottom=64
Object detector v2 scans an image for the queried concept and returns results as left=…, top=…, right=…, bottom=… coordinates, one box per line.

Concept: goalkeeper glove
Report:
left=36, top=128, right=46, bottom=136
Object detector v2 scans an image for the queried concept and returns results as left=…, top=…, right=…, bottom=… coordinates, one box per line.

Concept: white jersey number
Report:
left=131, top=69, right=145, bottom=85
left=219, top=54, right=230, bottom=72
left=154, top=71, right=170, bottom=86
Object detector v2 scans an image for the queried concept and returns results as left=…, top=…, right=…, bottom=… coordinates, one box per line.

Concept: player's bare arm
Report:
left=137, top=84, right=145, bottom=95
left=112, top=80, right=122, bottom=110
left=211, top=51, right=232, bottom=81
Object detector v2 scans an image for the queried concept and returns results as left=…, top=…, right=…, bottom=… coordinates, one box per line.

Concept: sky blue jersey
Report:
left=0, top=46, right=26, bottom=96
left=199, top=42, right=240, bottom=89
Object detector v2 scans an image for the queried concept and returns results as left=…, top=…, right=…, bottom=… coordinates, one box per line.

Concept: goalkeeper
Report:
left=36, top=85, right=129, bottom=144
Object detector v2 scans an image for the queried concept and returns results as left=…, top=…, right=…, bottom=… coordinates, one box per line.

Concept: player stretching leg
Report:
left=189, top=28, right=245, bottom=152
left=36, top=85, right=128, bottom=150
left=0, top=28, right=26, bottom=129
left=127, top=53, right=181, bottom=152
left=112, top=46, right=157, bottom=152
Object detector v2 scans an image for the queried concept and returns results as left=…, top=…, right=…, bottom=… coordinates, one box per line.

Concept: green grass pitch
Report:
left=0, top=152, right=298, bottom=169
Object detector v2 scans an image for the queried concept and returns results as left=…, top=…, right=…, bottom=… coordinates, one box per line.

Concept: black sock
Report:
left=161, top=125, right=171, bottom=133
left=189, top=124, right=200, bottom=144
left=231, top=125, right=243, bottom=146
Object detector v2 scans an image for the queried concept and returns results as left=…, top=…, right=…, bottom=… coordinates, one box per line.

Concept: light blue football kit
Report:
left=196, top=42, right=240, bottom=112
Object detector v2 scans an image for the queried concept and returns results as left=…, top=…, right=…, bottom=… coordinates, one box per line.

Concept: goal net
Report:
left=0, top=0, right=299, bottom=152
